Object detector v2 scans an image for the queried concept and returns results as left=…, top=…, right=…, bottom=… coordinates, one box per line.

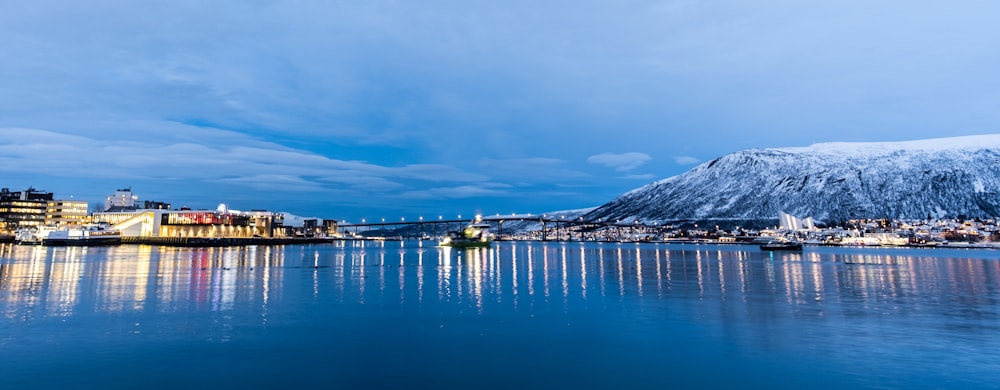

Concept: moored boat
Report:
left=14, top=225, right=58, bottom=245
left=760, top=241, right=803, bottom=251
left=43, top=224, right=122, bottom=246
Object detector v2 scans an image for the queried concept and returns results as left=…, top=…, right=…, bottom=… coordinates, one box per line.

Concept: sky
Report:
left=2, top=1, right=999, bottom=222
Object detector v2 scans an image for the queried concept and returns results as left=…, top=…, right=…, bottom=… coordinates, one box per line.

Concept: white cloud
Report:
left=478, top=158, right=590, bottom=180
left=0, top=125, right=487, bottom=193
left=217, top=174, right=328, bottom=192
left=623, top=173, right=655, bottom=180
left=400, top=183, right=512, bottom=200
left=673, top=155, right=700, bottom=165
left=586, top=152, right=652, bottom=172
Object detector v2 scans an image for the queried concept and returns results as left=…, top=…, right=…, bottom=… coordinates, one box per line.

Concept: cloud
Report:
left=478, top=158, right=590, bottom=180
left=399, top=183, right=513, bottom=200
left=586, top=152, right=652, bottom=172
left=623, top=174, right=656, bottom=180
left=217, top=174, right=328, bottom=192
left=0, top=125, right=487, bottom=194
left=4, top=1, right=999, bottom=219
left=673, top=156, right=700, bottom=165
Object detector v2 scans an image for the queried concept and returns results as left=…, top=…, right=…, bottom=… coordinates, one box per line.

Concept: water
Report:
left=1, top=241, right=998, bottom=389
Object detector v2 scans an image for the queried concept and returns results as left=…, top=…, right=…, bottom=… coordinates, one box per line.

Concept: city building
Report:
left=141, top=200, right=171, bottom=210
left=779, top=211, right=816, bottom=230
left=0, top=187, right=54, bottom=231
left=46, top=199, right=89, bottom=226
left=104, top=187, right=139, bottom=212
left=103, top=187, right=172, bottom=212
left=323, top=220, right=340, bottom=236
left=93, top=208, right=285, bottom=238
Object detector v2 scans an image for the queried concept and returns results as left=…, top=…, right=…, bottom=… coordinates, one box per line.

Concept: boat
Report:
left=14, top=225, right=58, bottom=245
left=43, top=224, right=122, bottom=246
left=760, top=240, right=803, bottom=251
left=439, top=216, right=492, bottom=248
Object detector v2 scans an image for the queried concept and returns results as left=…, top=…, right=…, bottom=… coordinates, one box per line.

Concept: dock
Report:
left=121, top=236, right=336, bottom=247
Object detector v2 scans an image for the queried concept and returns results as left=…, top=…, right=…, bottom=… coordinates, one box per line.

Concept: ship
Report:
left=439, top=216, right=492, bottom=248
left=14, top=225, right=58, bottom=245
left=760, top=240, right=803, bottom=251
left=43, top=224, right=122, bottom=246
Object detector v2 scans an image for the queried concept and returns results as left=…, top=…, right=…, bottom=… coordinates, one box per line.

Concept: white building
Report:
left=92, top=208, right=285, bottom=238
left=779, top=211, right=816, bottom=230
left=104, top=187, right=138, bottom=212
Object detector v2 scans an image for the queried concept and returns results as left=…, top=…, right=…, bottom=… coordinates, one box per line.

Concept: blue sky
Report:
left=2, top=1, right=999, bottom=222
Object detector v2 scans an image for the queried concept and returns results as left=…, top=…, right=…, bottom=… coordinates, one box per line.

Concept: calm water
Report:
left=1, top=241, right=998, bottom=389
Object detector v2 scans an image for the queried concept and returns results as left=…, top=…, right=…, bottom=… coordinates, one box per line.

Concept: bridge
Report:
left=336, top=214, right=671, bottom=241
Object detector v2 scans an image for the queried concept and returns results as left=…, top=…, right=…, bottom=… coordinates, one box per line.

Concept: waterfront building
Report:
left=323, top=219, right=339, bottom=236
left=92, top=208, right=285, bottom=238
left=46, top=199, right=89, bottom=226
left=0, top=187, right=54, bottom=231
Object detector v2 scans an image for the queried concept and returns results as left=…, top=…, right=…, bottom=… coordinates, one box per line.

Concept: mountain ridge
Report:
left=586, top=135, right=1000, bottom=225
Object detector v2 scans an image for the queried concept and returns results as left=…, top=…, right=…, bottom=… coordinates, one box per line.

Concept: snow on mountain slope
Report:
left=586, top=135, right=1000, bottom=224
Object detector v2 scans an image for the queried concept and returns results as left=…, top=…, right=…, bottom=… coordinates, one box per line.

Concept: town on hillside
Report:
left=1, top=186, right=998, bottom=248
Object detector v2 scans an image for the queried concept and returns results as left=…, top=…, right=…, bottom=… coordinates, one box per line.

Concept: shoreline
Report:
left=2, top=235, right=997, bottom=249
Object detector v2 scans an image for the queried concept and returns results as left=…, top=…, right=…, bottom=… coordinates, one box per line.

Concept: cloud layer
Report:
left=3, top=1, right=999, bottom=219
left=587, top=153, right=652, bottom=172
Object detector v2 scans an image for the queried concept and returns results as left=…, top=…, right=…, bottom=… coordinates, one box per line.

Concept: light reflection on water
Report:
left=0, top=241, right=998, bottom=388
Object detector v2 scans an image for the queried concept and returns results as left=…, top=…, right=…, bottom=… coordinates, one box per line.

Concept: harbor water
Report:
left=1, top=241, right=998, bottom=389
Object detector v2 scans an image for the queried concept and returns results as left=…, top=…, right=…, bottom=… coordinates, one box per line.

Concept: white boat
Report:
left=14, top=225, right=58, bottom=245
left=43, top=224, right=122, bottom=246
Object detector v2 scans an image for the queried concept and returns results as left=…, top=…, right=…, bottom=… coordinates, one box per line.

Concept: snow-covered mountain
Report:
left=585, top=134, right=1000, bottom=225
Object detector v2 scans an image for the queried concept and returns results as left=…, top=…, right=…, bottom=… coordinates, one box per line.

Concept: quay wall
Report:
left=122, top=236, right=335, bottom=247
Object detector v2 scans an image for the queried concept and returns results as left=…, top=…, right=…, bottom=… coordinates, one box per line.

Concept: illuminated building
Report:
left=104, top=187, right=139, bottom=212
left=46, top=200, right=90, bottom=226
left=0, top=187, right=54, bottom=231
left=92, top=209, right=285, bottom=238
left=779, top=211, right=816, bottom=230
left=103, top=187, right=171, bottom=212
left=323, top=220, right=340, bottom=235
left=141, top=200, right=171, bottom=210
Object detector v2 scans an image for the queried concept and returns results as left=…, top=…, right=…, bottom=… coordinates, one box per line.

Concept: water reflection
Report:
left=1, top=242, right=998, bottom=328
